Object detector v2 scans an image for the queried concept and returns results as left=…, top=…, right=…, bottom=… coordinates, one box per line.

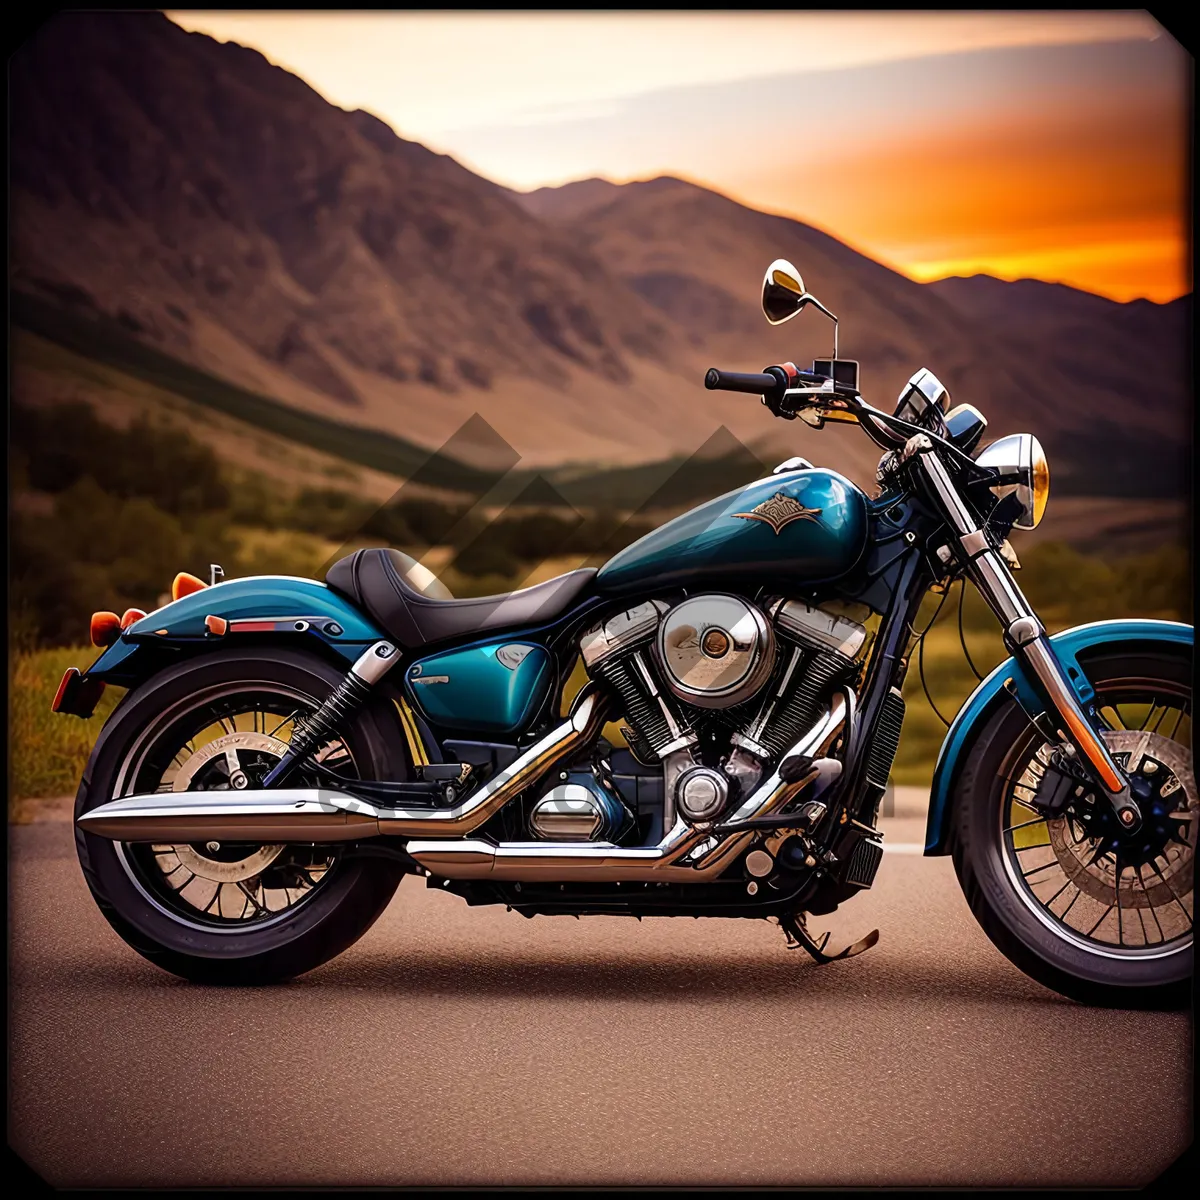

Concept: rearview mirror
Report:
left=761, top=259, right=807, bottom=325
left=761, top=258, right=842, bottom=363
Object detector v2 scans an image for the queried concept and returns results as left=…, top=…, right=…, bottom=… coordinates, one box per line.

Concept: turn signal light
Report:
left=120, top=608, right=147, bottom=629
left=90, top=611, right=122, bottom=647
left=171, top=572, right=208, bottom=601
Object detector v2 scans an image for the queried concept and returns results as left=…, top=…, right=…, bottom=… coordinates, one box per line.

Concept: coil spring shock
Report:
left=261, top=641, right=398, bottom=787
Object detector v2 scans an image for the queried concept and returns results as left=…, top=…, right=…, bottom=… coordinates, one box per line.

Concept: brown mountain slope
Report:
left=10, top=12, right=1189, bottom=501
left=9, top=12, right=758, bottom=471
left=517, top=178, right=625, bottom=222
left=519, top=177, right=1191, bottom=496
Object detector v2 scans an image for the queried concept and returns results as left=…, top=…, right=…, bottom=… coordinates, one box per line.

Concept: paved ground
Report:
left=8, top=794, right=1192, bottom=1188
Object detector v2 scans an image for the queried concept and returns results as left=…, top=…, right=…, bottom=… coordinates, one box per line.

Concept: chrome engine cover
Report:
left=675, top=764, right=730, bottom=823
left=530, top=773, right=633, bottom=842
left=655, top=594, right=775, bottom=709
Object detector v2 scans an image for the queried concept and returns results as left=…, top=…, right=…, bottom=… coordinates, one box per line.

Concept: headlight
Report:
left=974, top=433, right=1049, bottom=530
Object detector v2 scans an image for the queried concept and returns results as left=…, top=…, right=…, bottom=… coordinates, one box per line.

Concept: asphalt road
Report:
left=8, top=800, right=1192, bottom=1189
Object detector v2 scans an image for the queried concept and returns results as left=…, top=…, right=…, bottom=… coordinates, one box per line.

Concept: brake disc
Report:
left=166, top=731, right=290, bottom=881
left=1046, top=730, right=1195, bottom=909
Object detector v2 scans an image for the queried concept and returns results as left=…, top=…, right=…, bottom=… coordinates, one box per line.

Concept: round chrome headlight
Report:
left=974, top=433, right=1049, bottom=530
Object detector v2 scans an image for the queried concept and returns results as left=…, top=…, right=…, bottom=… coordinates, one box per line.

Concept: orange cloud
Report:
left=735, top=93, right=1189, bottom=301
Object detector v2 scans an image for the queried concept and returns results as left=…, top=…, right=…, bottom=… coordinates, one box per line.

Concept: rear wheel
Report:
left=952, top=647, right=1193, bottom=1008
left=75, top=647, right=410, bottom=984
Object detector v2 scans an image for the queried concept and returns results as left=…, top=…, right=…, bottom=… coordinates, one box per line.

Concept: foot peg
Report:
left=778, top=912, right=880, bottom=965
left=306, top=759, right=473, bottom=805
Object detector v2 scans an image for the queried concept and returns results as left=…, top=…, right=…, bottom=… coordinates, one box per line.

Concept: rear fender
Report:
left=57, top=575, right=387, bottom=712
left=923, top=619, right=1193, bottom=855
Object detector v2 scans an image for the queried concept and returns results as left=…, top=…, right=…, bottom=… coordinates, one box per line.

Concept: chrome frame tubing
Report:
left=913, top=443, right=1133, bottom=812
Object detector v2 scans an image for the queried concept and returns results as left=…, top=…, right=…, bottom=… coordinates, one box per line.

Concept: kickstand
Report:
left=778, top=912, right=880, bottom=965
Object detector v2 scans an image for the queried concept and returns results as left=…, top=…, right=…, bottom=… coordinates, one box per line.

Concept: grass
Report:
left=894, top=619, right=1007, bottom=785
left=11, top=290, right=488, bottom=490
left=8, top=646, right=124, bottom=819
left=11, top=291, right=776, bottom=514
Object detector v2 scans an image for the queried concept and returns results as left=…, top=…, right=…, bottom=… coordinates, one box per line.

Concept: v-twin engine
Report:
left=579, top=593, right=866, bottom=827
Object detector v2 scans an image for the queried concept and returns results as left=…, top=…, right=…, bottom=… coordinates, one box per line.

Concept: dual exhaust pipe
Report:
left=77, top=688, right=849, bottom=884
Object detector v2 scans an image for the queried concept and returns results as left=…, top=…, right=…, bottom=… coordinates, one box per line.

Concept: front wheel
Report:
left=75, top=647, right=410, bottom=984
left=952, top=646, right=1193, bottom=1008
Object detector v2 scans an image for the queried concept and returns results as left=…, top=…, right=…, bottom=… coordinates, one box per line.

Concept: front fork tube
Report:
left=915, top=449, right=1140, bottom=830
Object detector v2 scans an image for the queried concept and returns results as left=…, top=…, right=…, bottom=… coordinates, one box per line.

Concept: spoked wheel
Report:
left=119, top=694, right=350, bottom=930
left=953, top=647, right=1193, bottom=1008
left=75, top=648, right=410, bottom=984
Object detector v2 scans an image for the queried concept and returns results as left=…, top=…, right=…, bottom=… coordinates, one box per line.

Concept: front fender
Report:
left=82, top=575, right=387, bottom=690
left=924, top=619, right=1193, bottom=856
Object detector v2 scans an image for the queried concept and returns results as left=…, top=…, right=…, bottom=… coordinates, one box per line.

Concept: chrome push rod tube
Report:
left=78, top=686, right=609, bottom=843
left=406, top=693, right=849, bottom=883
left=914, top=445, right=1132, bottom=810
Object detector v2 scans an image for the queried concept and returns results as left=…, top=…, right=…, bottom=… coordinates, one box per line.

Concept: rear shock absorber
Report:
left=261, top=641, right=398, bottom=787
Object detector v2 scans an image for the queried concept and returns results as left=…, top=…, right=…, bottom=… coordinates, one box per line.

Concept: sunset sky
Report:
left=166, top=12, right=1190, bottom=303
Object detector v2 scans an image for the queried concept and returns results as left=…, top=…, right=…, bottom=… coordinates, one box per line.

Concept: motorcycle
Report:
left=57, top=259, right=1193, bottom=1006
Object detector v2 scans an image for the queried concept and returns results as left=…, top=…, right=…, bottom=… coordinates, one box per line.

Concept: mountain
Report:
left=10, top=11, right=1191, bottom=504
left=516, top=178, right=624, bottom=223
left=9, top=11, right=726, bottom=472
left=519, top=178, right=1191, bottom=497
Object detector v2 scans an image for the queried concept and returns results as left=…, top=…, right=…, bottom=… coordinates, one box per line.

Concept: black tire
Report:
left=951, top=646, right=1193, bottom=1009
left=75, top=646, right=410, bottom=985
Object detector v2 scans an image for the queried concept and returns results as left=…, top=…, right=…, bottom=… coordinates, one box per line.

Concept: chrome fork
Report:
left=909, top=438, right=1137, bottom=827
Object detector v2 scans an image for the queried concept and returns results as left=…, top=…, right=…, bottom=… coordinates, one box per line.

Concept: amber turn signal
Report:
left=171, top=572, right=208, bottom=601
left=205, top=614, right=228, bottom=636
left=120, top=608, right=147, bottom=629
left=90, top=611, right=122, bottom=647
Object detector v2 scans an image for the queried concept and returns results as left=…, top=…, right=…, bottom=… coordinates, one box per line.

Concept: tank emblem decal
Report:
left=731, top=492, right=823, bottom=535
left=497, top=644, right=535, bottom=670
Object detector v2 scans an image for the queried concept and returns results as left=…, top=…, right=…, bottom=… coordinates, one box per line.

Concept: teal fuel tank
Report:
left=404, top=639, right=552, bottom=734
left=596, top=468, right=869, bottom=595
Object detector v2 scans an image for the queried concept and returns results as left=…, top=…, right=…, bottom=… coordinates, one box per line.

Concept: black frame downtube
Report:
left=837, top=548, right=930, bottom=827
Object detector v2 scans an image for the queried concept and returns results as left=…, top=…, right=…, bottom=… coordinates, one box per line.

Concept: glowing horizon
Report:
left=165, top=12, right=1191, bottom=303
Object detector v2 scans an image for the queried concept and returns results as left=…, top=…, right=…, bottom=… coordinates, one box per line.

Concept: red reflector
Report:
left=90, top=611, right=122, bottom=647
left=120, top=608, right=147, bottom=629
left=52, top=667, right=80, bottom=712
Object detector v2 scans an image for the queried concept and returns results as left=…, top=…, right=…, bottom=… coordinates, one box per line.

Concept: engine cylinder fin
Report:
left=592, top=649, right=692, bottom=759
left=736, top=643, right=848, bottom=764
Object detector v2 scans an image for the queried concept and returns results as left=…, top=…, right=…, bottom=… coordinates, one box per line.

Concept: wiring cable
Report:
left=910, top=585, right=953, bottom=728
left=958, top=576, right=986, bottom=682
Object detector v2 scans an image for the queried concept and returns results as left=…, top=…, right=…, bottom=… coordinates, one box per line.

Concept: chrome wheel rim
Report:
left=999, top=678, right=1194, bottom=961
left=109, top=684, right=357, bottom=932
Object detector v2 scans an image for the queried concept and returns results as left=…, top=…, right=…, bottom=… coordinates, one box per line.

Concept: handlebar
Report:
left=703, top=361, right=912, bottom=453
left=705, top=364, right=857, bottom=398
left=704, top=367, right=781, bottom=395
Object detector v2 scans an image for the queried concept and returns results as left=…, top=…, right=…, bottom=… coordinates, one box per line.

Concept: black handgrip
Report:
left=704, top=368, right=778, bottom=394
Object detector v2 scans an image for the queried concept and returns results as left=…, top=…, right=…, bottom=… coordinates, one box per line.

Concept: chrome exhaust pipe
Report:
left=407, top=692, right=849, bottom=883
left=74, top=789, right=383, bottom=843
left=78, top=686, right=607, bottom=843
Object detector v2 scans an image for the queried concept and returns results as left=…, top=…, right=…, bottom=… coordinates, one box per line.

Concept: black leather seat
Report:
left=326, top=547, right=597, bottom=648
